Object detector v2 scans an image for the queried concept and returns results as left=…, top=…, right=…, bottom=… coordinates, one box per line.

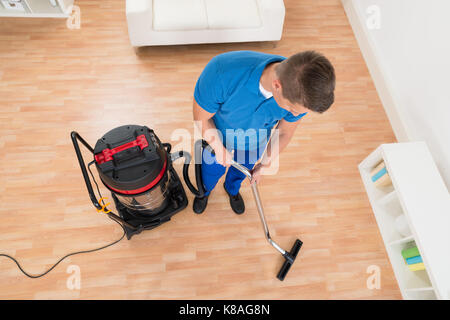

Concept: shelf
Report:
left=405, top=290, right=437, bottom=300
left=388, top=235, right=414, bottom=246
left=379, top=190, right=396, bottom=206
left=369, top=190, right=407, bottom=244
left=0, top=0, right=31, bottom=14
left=406, top=287, right=434, bottom=292
left=0, top=0, right=71, bottom=17
left=389, top=241, right=433, bottom=291
left=27, top=0, right=62, bottom=14
left=359, top=142, right=450, bottom=300
left=360, top=168, right=394, bottom=201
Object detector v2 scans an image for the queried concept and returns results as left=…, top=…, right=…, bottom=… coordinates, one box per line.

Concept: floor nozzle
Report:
left=277, top=239, right=303, bottom=281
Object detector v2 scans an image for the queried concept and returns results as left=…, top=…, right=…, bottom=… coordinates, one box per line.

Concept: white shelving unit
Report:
left=0, top=0, right=73, bottom=18
left=359, top=142, right=450, bottom=300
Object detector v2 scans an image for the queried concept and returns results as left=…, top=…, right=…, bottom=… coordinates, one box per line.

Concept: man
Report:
left=193, top=50, right=335, bottom=214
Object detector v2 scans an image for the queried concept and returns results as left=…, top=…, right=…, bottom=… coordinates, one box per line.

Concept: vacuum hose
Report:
left=170, top=140, right=206, bottom=198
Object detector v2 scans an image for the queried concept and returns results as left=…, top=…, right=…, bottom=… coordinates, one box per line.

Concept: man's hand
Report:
left=214, top=146, right=233, bottom=168
left=193, top=100, right=233, bottom=167
left=250, top=162, right=269, bottom=185
left=250, top=119, right=300, bottom=185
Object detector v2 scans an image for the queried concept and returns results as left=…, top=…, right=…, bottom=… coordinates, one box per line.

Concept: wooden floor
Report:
left=0, top=0, right=400, bottom=299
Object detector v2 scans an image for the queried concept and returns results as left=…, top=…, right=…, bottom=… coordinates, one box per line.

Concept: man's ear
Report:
left=272, top=78, right=282, bottom=93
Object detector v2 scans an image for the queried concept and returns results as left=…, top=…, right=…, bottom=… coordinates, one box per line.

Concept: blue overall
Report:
left=194, top=51, right=307, bottom=196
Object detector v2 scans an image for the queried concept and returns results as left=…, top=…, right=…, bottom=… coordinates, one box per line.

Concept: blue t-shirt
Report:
left=194, top=50, right=306, bottom=151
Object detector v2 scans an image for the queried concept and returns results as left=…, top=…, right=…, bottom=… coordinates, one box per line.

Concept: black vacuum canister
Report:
left=93, top=125, right=188, bottom=239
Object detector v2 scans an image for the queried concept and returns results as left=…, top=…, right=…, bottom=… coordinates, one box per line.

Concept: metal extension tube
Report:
left=229, top=160, right=287, bottom=257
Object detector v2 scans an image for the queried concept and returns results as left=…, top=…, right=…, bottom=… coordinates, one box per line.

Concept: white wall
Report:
left=343, top=0, right=450, bottom=190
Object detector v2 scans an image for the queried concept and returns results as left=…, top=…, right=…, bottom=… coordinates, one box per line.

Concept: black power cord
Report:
left=0, top=161, right=126, bottom=279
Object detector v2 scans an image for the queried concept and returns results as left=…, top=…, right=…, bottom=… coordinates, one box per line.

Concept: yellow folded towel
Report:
left=408, top=262, right=425, bottom=271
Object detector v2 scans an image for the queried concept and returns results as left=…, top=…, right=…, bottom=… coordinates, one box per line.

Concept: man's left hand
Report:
left=250, top=163, right=269, bottom=185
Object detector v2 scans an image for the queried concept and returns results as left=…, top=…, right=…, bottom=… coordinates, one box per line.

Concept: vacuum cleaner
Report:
left=71, top=124, right=302, bottom=280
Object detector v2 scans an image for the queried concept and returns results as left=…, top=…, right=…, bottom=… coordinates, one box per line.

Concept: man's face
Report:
left=271, top=79, right=309, bottom=116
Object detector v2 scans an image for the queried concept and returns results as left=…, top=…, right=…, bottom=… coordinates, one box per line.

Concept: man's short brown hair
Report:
left=276, top=51, right=335, bottom=113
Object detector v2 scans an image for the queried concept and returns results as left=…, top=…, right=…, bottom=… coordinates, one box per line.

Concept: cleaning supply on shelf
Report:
left=401, top=246, right=420, bottom=260
left=401, top=245, right=426, bottom=272
left=371, top=162, right=386, bottom=181
left=408, top=262, right=425, bottom=271
left=370, top=161, right=392, bottom=187
left=406, top=255, right=423, bottom=265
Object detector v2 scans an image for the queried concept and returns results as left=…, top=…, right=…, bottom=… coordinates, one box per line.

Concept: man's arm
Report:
left=251, top=118, right=300, bottom=184
left=193, top=100, right=233, bottom=167
left=262, top=119, right=299, bottom=165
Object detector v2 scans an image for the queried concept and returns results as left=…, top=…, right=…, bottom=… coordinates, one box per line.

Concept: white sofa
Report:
left=126, top=0, right=285, bottom=46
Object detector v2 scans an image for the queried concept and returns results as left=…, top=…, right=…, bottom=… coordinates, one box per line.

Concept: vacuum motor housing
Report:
left=93, top=125, right=188, bottom=239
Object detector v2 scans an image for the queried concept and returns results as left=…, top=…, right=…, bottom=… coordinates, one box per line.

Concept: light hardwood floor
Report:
left=0, top=0, right=400, bottom=299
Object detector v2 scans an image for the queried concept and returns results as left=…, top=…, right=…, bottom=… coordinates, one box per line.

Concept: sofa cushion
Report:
left=205, top=0, right=262, bottom=29
left=153, top=0, right=208, bottom=31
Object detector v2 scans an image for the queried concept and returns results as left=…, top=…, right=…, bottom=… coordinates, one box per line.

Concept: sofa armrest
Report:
left=256, top=0, right=285, bottom=40
left=258, top=0, right=285, bottom=11
left=126, top=0, right=153, bottom=46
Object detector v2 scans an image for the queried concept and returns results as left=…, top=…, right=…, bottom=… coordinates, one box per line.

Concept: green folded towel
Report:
left=402, top=246, right=420, bottom=260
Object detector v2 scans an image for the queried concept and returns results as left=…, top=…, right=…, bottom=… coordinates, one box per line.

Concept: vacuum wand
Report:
left=228, top=160, right=303, bottom=281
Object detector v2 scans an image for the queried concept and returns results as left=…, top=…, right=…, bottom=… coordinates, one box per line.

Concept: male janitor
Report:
left=193, top=50, right=335, bottom=214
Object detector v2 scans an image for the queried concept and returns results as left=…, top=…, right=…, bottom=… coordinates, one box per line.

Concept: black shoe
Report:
left=223, top=183, right=245, bottom=214
left=193, top=195, right=208, bottom=214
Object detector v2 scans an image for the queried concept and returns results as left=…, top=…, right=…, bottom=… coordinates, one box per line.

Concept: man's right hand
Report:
left=193, top=99, right=233, bottom=167
left=214, top=146, right=234, bottom=168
